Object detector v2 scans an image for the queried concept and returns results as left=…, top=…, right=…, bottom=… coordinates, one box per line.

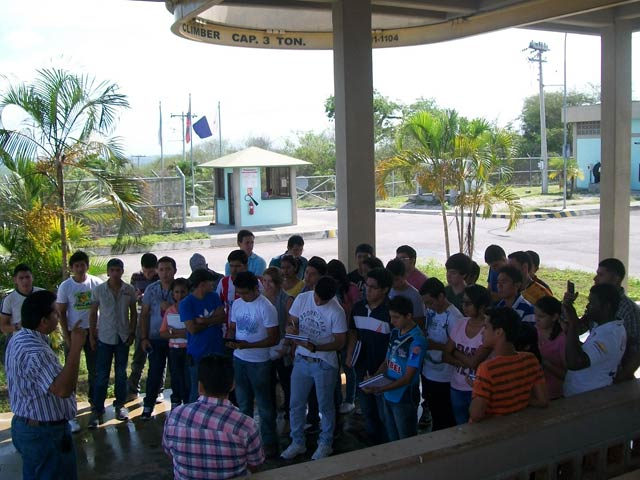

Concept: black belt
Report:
left=15, top=416, right=67, bottom=427
left=297, top=355, right=322, bottom=363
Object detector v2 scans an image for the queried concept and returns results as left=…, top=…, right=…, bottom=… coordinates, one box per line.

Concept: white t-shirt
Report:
left=288, top=290, right=347, bottom=368
left=56, top=275, right=104, bottom=330
left=422, top=304, right=463, bottom=382
left=1, top=287, right=44, bottom=327
left=563, top=320, right=627, bottom=397
left=449, top=317, right=484, bottom=391
left=230, top=294, right=278, bottom=363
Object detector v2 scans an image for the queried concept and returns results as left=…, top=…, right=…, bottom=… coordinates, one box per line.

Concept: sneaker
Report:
left=339, top=402, right=355, bottom=415
left=280, top=442, right=307, bottom=460
left=418, top=409, right=433, bottom=431
left=141, top=407, right=153, bottom=420
left=87, top=413, right=102, bottom=429
left=311, top=443, right=333, bottom=460
left=115, top=407, right=129, bottom=421
left=156, top=392, right=164, bottom=404
left=68, top=418, right=81, bottom=433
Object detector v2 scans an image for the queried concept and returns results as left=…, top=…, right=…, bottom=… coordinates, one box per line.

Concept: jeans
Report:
left=143, top=339, right=169, bottom=408
left=168, top=348, right=190, bottom=405
left=421, top=376, right=456, bottom=431
left=271, top=358, right=292, bottom=414
left=450, top=388, right=472, bottom=425
left=12, top=416, right=77, bottom=480
left=355, top=368, right=388, bottom=445
left=93, top=339, right=130, bottom=412
left=290, top=356, right=337, bottom=446
left=64, top=330, right=96, bottom=406
left=127, top=325, right=146, bottom=394
left=382, top=389, right=418, bottom=441
left=188, top=359, right=200, bottom=403
left=234, top=357, right=278, bottom=445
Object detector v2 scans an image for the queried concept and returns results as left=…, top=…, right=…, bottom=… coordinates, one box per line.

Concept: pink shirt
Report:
left=160, top=304, right=187, bottom=348
left=449, top=318, right=484, bottom=391
left=537, top=330, right=566, bottom=399
left=407, top=269, right=428, bottom=291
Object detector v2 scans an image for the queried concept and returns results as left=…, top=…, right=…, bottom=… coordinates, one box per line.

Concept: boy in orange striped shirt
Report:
left=470, top=307, right=549, bottom=422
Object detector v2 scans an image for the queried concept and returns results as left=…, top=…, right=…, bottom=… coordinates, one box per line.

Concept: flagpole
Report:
left=189, top=93, right=195, bottom=208
left=217, top=101, right=222, bottom=158
left=159, top=101, right=164, bottom=171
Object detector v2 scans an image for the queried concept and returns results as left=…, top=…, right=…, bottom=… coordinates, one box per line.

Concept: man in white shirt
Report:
left=419, top=277, right=463, bottom=431
left=563, top=283, right=627, bottom=397
left=281, top=276, right=347, bottom=461
left=56, top=251, right=104, bottom=433
left=0, top=264, right=43, bottom=334
left=227, top=271, right=280, bottom=457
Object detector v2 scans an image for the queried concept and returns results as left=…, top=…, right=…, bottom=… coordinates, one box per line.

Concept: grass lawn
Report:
left=83, top=231, right=210, bottom=249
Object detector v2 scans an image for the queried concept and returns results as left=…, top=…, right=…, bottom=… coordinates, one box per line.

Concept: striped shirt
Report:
left=5, top=328, right=76, bottom=421
left=163, top=396, right=264, bottom=480
left=472, top=352, right=544, bottom=417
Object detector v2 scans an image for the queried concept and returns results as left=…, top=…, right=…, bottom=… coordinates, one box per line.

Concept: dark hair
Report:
left=198, top=355, right=234, bottom=395
left=420, top=277, right=446, bottom=298
left=466, top=261, right=480, bottom=284
left=388, top=295, right=413, bottom=317
left=13, top=263, right=32, bottom=276
left=526, top=250, right=540, bottom=269
left=262, top=267, right=283, bottom=287
left=464, top=284, right=492, bottom=311
left=355, top=243, right=374, bottom=256
left=280, top=254, right=300, bottom=273
left=237, top=229, right=254, bottom=244
left=228, top=249, right=248, bottom=265
left=508, top=251, right=533, bottom=271
left=590, top=283, right=621, bottom=315
left=363, top=257, right=384, bottom=270
left=498, top=265, right=523, bottom=286
left=107, top=258, right=124, bottom=269
left=190, top=269, right=216, bottom=288
left=487, top=307, right=521, bottom=344
left=598, top=258, right=626, bottom=281
left=157, top=256, right=177, bottom=270
left=484, top=244, right=506, bottom=264
left=514, top=322, right=542, bottom=362
left=233, top=271, right=259, bottom=290
left=287, top=235, right=304, bottom=249
left=307, top=256, right=327, bottom=276
left=396, top=245, right=417, bottom=260
left=140, top=252, right=158, bottom=269
left=170, top=277, right=190, bottom=292
left=367, top=267, right=393, bottom=291
left=535, top=296, right=563, bottom=340
left=314, top=276, right=337, bottom=301
left=386, top=258, right=406, bottom=277
left=69, top=250, right=89, bottom=267
left=445, top=253, right=472, bottom=276
left=21, top=290, right=57, bottom=330
left=327, top=259, right=350, bottom=297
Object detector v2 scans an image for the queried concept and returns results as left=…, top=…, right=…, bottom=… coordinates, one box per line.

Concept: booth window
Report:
left=215, top=170, right=225, bottom=199
left=262, top=167, right=291, bottom=198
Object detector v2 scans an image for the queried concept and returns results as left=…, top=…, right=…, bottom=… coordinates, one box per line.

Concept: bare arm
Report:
left=140, top=304, right=151, bottom=351
left=616, top=350, right=640, bottom=382
left=229, top=326, right=279, bottom=350
left=56, top=302, right=70, bottom=346
left=0, top=313, right=15, bottom=334
left=563, top=300, right=590, bottom=370
left=528, top=382, right=549, bottom=408
left=185, top=306, right=226, bottom=334
left=469, top=396, right=489, bottom=423
left=49, top=325, right=87, bottom=398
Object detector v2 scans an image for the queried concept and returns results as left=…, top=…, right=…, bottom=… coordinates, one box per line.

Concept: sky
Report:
left=0, top=0, right=638, bottom=159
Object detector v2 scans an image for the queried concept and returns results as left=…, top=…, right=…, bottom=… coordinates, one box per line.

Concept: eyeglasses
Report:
left=396, top=257, right=411, bottom=262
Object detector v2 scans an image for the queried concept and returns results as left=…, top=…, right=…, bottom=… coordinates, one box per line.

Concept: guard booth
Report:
left=201, top=146, right=310, bottom=228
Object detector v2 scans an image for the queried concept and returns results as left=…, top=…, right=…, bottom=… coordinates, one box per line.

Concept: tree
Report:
left=518, top=88, right=599, bottom=157
left=0, top=68, right=144, bottom=277
left=282, top=130, right=336, bottom=176
left=548, top=156, right=585, bottom=199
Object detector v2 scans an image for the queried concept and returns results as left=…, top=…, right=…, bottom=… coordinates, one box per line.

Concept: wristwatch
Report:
left=169, top=328, right=173, bottom=335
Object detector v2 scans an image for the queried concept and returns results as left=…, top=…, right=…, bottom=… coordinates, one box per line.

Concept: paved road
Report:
left=113, top=209, right=640, bottom=278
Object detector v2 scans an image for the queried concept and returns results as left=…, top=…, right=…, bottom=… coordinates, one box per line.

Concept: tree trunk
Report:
left=439, top=178, right=450, bottom=258
left=56, top=156, right=68, bottom=278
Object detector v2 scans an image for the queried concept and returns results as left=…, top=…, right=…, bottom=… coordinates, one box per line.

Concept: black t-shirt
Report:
left=350, top=298, right=391, bottom=376
left=347, top=269, right=366, bottom=299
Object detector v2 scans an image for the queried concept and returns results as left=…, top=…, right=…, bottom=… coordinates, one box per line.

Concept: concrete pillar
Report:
left=599, top=20, right=632, bottom=266
left=332, top=0, right=375, bottom=270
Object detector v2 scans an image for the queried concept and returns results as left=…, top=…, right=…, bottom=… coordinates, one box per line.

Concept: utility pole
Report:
left=527, top=40, right=550, bottom=194
left=131, top=155, right=147, bottom=169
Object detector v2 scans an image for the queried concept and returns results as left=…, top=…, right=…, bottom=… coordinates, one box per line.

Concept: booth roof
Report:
left=199, top=146, right=311, bottom=168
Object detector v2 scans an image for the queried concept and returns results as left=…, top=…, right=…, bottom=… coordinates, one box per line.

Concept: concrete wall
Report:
left=215, top=167, right=232, bottom=225
left=576, top=133, right=640, bottom=190
left=255, top=381, right=640, bottom=480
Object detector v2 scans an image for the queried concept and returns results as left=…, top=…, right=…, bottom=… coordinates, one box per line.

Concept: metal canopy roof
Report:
left=164, top=0, right=640, bottom=49
left=199, top=146, right=311, bottom=168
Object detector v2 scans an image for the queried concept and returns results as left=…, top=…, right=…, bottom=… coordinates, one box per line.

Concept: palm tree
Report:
left=548, top=157, right=585, bottom=199
left=0, top=68, right=144, bottom=278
